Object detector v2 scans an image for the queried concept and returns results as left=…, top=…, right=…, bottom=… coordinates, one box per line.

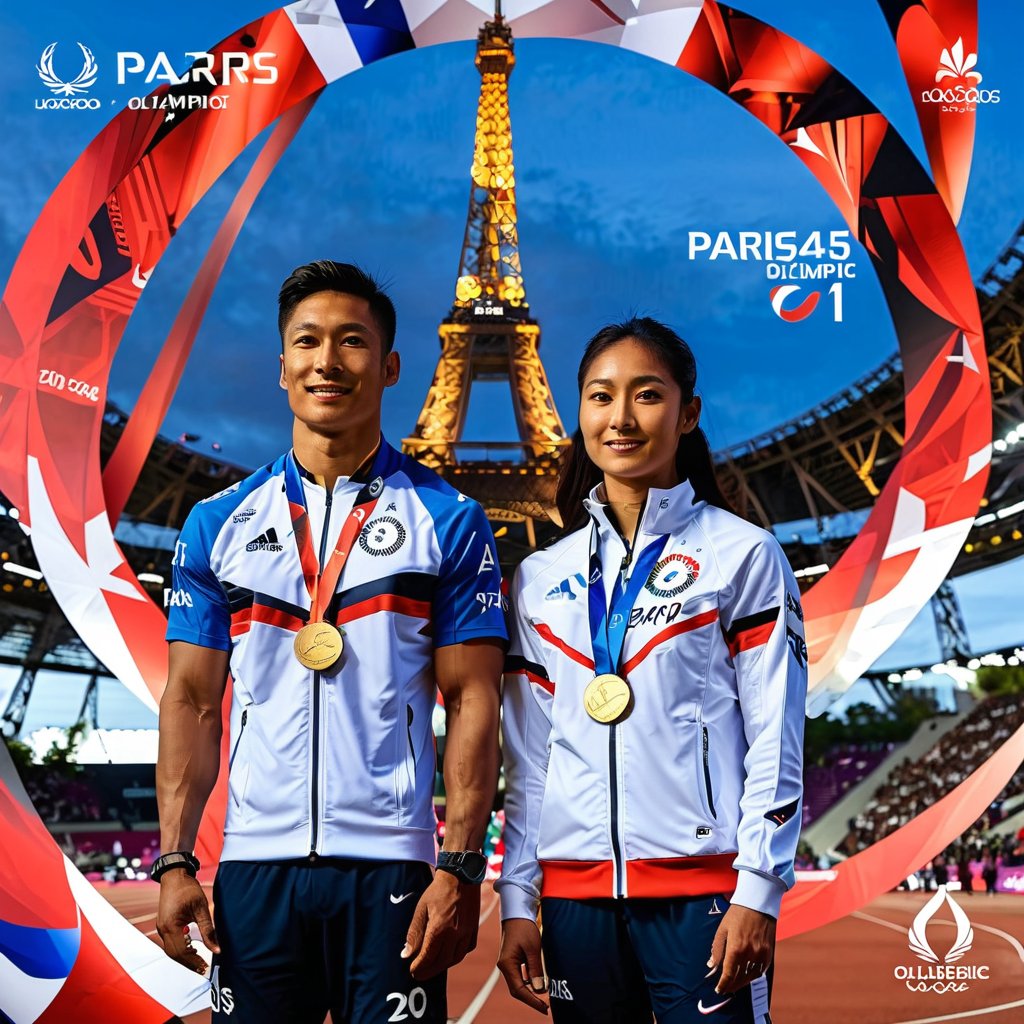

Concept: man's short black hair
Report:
left=278, top=261, right=396, bottom=353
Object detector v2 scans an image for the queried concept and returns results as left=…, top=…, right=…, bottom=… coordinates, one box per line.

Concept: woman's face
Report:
left=579, top=337, right=701, bottom=493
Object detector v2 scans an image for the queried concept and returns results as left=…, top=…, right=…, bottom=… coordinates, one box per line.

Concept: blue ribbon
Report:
left=588, top=529, right=669, bottom=676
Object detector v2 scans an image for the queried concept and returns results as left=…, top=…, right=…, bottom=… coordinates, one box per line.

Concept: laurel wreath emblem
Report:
left=37, top=42, right=98, bottom=97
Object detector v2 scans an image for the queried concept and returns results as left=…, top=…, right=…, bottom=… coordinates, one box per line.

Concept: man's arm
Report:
left=403, top=637, right=503, bottom=980
left=154, top=640, right=230, bottom=974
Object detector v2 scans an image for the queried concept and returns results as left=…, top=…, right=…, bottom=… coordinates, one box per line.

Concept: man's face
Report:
left=279, top=290, right=399, bottom=437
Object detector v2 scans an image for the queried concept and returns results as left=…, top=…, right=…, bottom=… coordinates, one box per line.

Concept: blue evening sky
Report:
left=0, top=1, right=1021, bottom=731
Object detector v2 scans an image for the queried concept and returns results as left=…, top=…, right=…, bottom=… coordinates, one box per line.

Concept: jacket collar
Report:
left=583, top=477, right=703, bottom=547
left=291, top=434, right=399, bottom=489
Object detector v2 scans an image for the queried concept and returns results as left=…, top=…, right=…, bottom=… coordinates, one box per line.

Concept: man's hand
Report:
left=497, top=917, right=549, bottom=1015
left=402, top=871, right=480, bottom=979
left=707, top=904, right=775, bottom=995
left=156, top=870, right=220, bottom=974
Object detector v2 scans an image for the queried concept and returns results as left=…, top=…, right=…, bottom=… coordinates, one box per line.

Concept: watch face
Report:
left=459, top=852, right=488, bottom=883
left=441, top=851, right=487, bottom=883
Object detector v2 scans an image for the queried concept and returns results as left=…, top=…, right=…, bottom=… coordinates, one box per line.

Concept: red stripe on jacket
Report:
left=540, top=854, right=738, bottom=899
left=507, top=667, right=555, bottom=695
left=621, top=608, right=719, bottom=675
left=726, top=620, right=775, bottom=659
left=230, top=604, right=306, bottom=637
left=338, top=594, right=431, bottom=625
left=533, top=623, right=595, bottom=670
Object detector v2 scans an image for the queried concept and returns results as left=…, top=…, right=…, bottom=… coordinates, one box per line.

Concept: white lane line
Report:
left=852, top=910, right=906, bottom=935
left=885, top=998, right=1024, bottom=1024
left=127, top=912, right=157, bottom=924
left=478, top=891, right=499, bottom=927
left=967, top=921, right=1024, bottom=964
left=853, top=911, right=1024, bottom=963
left=457, top=968, right=502, bottom=1024
left=453, top=891, right=504, bottom=1023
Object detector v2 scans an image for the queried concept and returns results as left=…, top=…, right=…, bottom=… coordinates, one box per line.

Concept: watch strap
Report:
left=437, top=850, right=487, bottom=884
left=151, top=850, right=200, bottom=882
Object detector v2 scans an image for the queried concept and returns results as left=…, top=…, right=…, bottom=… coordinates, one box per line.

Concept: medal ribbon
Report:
left=284, top=454, right=385, bottom=624
left=587, top=528, right=669, bottom=676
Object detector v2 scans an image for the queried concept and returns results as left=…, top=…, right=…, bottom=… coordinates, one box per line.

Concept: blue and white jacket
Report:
left=166, top=439, right=507, bottom=864
left=496, top=479, right=806, bottom=920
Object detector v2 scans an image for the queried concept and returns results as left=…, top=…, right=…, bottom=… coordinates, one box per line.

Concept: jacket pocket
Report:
left=395, top=704, right=416, bottom=817
left=699, top=724, right=717, bottom=820
left=228, top=707, right=251, bottom=810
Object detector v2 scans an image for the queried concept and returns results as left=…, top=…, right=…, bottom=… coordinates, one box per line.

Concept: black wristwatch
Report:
left=150, top=850, right=201, bottom=882
left=436, top=850, right=488, bottom=884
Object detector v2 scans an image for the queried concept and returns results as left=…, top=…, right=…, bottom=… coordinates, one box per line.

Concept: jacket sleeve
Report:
left=494, top=567, right=554, bottom=923
left=719, top=533, right=807, bottom=918
left=164, top=507, right=231, bottom=651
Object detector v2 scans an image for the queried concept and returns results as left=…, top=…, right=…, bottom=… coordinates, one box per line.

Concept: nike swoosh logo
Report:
left=390, top=892, right=414, bottom=904
left=698, top=997, right=733, bottom=1015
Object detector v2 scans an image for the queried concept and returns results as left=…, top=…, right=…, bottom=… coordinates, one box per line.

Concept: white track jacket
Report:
left=497, top=479, right=807, bottom=921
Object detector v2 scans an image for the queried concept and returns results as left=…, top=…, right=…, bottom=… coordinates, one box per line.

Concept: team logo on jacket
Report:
left=232, top=507, right=256, bottom=524
left=545, top=572, right=587, bottom=601
left=785, top=591, right=807, bottom=666
left=645, top=553, right=700, bottom=598
left=246, top=528, right=283, bottom=552
left=359, top=516, right=407, bottom=557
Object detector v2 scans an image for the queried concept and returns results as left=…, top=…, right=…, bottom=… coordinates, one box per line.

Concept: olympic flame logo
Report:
left=37, top=42, right=98, bottom=96
left=907, top=885, right=974, bottom=964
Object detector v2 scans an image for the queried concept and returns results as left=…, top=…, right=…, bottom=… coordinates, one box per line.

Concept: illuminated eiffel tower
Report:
left=403, top=2, right=567, bottom=556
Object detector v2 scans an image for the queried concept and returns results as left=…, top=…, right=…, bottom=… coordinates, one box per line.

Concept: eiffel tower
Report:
left=403, top=3, right=567, bottom=558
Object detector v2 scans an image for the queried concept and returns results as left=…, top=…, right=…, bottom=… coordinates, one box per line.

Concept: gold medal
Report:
left=294, top=622, right=344, bottom=670
left=583, top=673, right=632, bottom=724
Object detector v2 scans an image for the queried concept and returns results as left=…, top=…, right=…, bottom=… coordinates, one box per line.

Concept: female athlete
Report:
left=495, top=318, right=807, bottom=1023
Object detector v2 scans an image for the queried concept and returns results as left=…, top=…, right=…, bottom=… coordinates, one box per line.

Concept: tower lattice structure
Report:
left=403, top=7, right=566, bottom=544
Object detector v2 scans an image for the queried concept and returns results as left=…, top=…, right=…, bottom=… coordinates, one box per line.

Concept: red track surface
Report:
left=103, top=883, right=1023, bottom=1023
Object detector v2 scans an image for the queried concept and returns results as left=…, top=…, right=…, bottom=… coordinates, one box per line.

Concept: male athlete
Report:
left=155, top=261, right=506, bottom=1023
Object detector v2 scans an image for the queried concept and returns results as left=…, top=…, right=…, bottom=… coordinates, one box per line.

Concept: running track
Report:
left=103, top=884, right=1023, bottom=1023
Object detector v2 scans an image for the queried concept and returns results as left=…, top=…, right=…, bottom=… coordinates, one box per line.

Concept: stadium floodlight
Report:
left=997, top=499, right=1024, bottom=520
left=794, top=563, right=829, bottom=579
left=137, top=572, right=164, bottom=585
left=3, top=562, right=42, bottom=580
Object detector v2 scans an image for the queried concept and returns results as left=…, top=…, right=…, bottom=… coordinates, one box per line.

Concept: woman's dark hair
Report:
left=555, top=317, right=733, bottom=531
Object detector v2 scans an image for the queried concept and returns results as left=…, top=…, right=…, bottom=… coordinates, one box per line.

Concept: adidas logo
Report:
left=246, top=527, right=284, bottom=553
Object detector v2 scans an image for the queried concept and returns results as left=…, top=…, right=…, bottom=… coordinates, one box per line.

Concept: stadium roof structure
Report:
left=64, top=218, right=1024, bottom=580
left=1, top=223, right=1022, bottom=720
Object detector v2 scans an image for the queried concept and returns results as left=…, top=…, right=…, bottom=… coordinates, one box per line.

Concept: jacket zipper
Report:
left=309, top=488, right=332, bottom=858
left=610, top=528, right=637, bottom=898
left=702, top=725, right=717, bottom=819
left=609, top=726, right=626, bottom=897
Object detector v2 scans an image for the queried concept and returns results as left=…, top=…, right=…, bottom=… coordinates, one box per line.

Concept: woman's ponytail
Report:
left=675, top=426, right=733, bottom=512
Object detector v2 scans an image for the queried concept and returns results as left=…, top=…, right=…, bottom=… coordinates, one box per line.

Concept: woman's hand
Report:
left=497, top=918, right=549, bottom=1014
left=707, top=904, right=775, bottom=995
